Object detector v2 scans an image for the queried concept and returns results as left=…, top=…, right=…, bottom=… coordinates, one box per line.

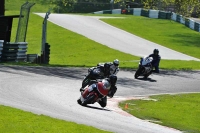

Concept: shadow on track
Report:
left=135, top=77, right=157, bottom=82
left=79, top=104, right=111, bottom=111
left=1, top=66, right=199, bottom=87
left=117, top=77, right=157, bottom=89
left=0, top=66, right=87, bottom=80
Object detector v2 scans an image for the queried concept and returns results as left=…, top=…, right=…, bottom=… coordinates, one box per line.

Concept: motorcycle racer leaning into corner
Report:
left=97, top=59, right=120, bottom=76
left=79, top=75, right=118, bottom=107
left=80, top=59, right=120, bottom=92
left=148, top=49, right=161, bottom=73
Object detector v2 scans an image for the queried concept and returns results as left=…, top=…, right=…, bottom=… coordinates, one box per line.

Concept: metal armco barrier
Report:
left=0, top=40, right=3, bottom=62
left=26, top=54, right=38, bottom=63
left=2, top=42, right=27, bottom=62
left=141, top=9, right=149, bottom=17
left=41, top=10, right=51, bottom=64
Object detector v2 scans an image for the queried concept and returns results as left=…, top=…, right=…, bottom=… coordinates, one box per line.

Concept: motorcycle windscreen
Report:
left=97, top=80, right=110, bottom=96
left=142, top=57, right=153, bottom=66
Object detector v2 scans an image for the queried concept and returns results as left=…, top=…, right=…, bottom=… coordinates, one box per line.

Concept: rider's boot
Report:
left=98, top=96, right=107, bottom=108
left=80, top=87, right=84, bottom=92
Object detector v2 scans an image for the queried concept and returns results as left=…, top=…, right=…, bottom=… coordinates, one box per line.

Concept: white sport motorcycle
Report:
left=134, top=56, right=153, bottom=79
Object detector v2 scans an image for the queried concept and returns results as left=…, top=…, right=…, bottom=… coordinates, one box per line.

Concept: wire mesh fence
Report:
left=15, top=2, right=35, bottom=42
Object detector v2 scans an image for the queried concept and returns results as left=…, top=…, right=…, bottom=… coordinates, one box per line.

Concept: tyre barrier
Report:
left=133, top=8, right=142, bottom=16
left=149, top=10, right=159, bottom=18
left=189, top=19, right=195, bottom=30
left=194, top=22, right=200, bottom=32
left=1, top=42, right=27, bottom=62
left=0, top=40, right=3, bottom=62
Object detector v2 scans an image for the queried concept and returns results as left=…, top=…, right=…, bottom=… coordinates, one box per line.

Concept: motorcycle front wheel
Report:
left=134, top=68, right=142, bottom=79
left=82, top=75, right=90, bottom=89
left=134, top=72, right=139, bottom=79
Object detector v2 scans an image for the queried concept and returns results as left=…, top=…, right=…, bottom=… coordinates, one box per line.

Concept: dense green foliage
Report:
left=4, top=0, right=200, bottom=15
left=5, top=0, right=115, bottom=13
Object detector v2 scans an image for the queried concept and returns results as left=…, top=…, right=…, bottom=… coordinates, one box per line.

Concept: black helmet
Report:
left=153, top=49, right=159, bottom=55
left=109, top=75, right=117, bottom=85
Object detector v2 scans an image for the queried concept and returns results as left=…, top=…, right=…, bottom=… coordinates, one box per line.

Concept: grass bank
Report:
left=5, top=0, right=51, bottom=12
left=119, top=93, right=200, bottom=133
left=0, top=105, right=111, bottom=133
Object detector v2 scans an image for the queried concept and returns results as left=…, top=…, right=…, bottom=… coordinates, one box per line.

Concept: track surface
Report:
left=0, top=66, right=200, bottom=133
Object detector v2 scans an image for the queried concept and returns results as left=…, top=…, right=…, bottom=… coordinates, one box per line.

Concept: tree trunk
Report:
left=0, top=0, right=5, bottom=16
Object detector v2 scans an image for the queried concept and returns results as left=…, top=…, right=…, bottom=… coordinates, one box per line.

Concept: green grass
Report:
left=0, top=105, right=111, bottom=133
left=5, top=0, right=52, bottom=12
left=119, top=93, right=200, bottom=133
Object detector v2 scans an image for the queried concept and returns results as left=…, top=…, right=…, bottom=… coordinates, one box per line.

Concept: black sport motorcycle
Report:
left=81, top=67, right=105, bottom=90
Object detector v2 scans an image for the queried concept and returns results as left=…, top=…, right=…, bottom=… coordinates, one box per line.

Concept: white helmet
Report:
left=113, top=59, right=119, bottom=66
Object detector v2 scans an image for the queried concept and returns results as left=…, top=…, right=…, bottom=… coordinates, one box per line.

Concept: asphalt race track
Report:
left=0, top=66, right=200, bottom=133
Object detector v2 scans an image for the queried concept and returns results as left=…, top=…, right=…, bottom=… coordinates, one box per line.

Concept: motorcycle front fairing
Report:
left=79, top=84, right=99, bottom=105
left=138, top=56, right=153, bottom=75
left=86, top=81, right=110, bottom=104
left=79, top=82, right=107, bottom=105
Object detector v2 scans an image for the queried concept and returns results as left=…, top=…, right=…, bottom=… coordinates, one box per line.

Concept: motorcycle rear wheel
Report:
left=77, top=98, right=82, bottom=105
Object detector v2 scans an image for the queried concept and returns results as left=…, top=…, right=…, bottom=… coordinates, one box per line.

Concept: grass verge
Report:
left=0, top=105, right=111, bottom=133
left=5, top=0, right=51, bottom=12
left=119, top=93, right=200, bottom=133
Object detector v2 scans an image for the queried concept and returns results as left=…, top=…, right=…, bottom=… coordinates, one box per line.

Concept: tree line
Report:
left=0, top=0, right=200, bottom=17
left=141, top=0, right=200, bottom=17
